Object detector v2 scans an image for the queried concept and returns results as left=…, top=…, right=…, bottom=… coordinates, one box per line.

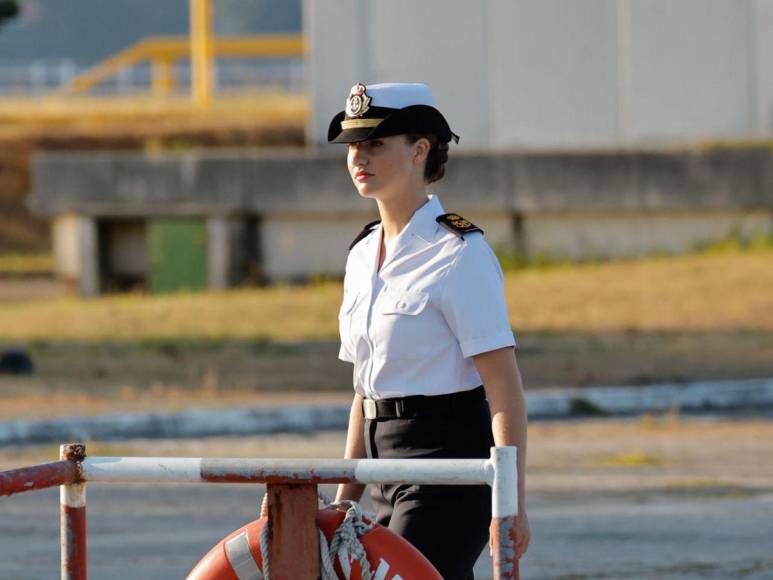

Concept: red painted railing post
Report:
left=60, top=443, right=87, bottom=580
left=266, top=483, right=320, bottom=579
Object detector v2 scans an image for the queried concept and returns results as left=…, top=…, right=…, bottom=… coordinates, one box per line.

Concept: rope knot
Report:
left=260, top=498, right=376, bottom=580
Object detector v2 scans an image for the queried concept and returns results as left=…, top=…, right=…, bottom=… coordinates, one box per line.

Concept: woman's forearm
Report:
left=488, top=378, right=528, bottom=513
left=334, top=393, right=368, bottom=503
left=477, top=350, right=528, bottom=514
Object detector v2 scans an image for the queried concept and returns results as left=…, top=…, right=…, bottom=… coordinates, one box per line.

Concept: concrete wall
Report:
left=307, top=0, right=773, bottom=149
left=524, top=210, right=772, bottom=259
left=30, top=148, right=773, bottom=291
left=260, top=211, right=517, bottom=280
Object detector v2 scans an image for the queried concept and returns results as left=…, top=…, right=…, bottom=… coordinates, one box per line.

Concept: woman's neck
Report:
left=376, top=189, right=430, bottom=244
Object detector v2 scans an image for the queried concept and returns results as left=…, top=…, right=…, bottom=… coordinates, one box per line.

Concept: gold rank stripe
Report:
left=341, top=118, right=384, bottom=129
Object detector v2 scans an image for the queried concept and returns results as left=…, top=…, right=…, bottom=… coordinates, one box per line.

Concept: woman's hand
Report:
left=489, top=510, right=530, bottom=560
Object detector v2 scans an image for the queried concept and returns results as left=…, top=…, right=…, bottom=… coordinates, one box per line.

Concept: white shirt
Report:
left=338, top=193, right=516, bottom=399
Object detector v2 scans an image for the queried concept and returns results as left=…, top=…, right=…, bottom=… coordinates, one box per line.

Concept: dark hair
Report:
left=405, top=134, right=449, bottom=184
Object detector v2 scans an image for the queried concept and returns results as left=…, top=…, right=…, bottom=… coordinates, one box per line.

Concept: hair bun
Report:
left=427, top=140, right=449, bottom=184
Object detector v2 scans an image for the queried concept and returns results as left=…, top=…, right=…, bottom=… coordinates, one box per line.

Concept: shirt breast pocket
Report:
left=376, top=289, right=431, bottom=359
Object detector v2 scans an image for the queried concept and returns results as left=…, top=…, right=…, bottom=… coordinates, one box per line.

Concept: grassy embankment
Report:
left=1, top=247, right=772, bottom=342
left=0, top=92, right=307, bottom=255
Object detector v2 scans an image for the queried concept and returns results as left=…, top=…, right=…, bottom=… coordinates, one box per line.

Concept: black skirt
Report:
left=364, top=387, right=494, bottom=580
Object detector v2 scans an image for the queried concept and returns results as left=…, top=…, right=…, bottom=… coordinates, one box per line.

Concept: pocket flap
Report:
left=380, top=289, right=429, bottom=315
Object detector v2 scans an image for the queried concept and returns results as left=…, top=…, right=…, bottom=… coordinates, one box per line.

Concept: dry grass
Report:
left=0, top=281, right=343, bottom=341
left=504, top=250, right=773, bottom=333
left=0, top=250, right=771, bottom=341
left=0, top=253, right=53, bottom=275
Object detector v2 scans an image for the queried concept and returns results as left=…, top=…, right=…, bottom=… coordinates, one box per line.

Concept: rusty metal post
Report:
left=60, top=443, right=87, bottom=580
left=491, top=446, right=520, bottom=580
left=265, top=483, right=320, bottom=579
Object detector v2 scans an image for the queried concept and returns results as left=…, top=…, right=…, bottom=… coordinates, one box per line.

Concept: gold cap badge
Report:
left=345, top=83, right=372, bottom=117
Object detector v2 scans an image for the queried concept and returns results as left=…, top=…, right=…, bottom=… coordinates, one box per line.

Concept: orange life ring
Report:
left=187, top=507, right=442, bottom=579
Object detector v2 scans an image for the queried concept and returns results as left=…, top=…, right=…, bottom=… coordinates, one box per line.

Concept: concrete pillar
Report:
left=53, top=214, right=100, bottom=297
left=207, top=216, right=249, bottom=289
left=512, top=213, right=529, bottom=259
left=78, top=216, right=100, bottom=297
left=52, top=214, right=81, bottom=292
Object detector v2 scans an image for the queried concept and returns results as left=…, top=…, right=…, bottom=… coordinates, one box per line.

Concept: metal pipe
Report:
left=81, top=456, right=493, bottom=485
left=59, top=444, right=87, bottom=580
left=83, top=457, right=202, bottom=482
left=0, top=460, right=78, bottom=496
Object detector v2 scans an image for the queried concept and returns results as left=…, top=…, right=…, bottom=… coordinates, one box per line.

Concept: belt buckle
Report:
left=362, top=398, right=377, bottom=420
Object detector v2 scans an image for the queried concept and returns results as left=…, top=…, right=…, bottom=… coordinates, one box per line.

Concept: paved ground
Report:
left=2, top=485, right=772, bottom=579
left=2, top=416, right=772, bottom=579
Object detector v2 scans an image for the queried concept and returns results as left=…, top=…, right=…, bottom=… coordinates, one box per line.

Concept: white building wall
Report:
left=492, top=0, right=621, bottom=148
left=304, top=0, right=363, bottom=148
left=753, top=0, right=773, bottom=136
left=625, top=0, right=752, bottom=143
left=368, top=1, right=492, bottom=149
left=306, top=0, right=492, bottom=148
left=307, top=0, right=773, bottom=149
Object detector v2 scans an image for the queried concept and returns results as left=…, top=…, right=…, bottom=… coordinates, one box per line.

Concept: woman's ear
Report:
left=412, top=137, right=431, bottom=165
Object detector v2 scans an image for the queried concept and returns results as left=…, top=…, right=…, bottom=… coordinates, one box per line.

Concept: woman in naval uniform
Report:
left=329, top=82, right=530, bottom=579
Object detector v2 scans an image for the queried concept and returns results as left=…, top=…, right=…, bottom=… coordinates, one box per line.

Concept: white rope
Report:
left=258, top=496, right=375, bottom=580
left=259, top=521, right=271, bottom=580
left=322, top=500, right=375, bottom=580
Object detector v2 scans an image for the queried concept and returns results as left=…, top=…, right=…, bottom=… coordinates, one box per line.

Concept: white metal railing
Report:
left=1, top=443, right=521, bottom=579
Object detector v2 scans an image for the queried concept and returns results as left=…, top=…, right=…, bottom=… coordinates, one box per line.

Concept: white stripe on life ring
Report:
left=373, top=558, right=403, bottom=580
left=225, top=531, right=263, bottom=580
left=373, top=559, right=390, bottom=580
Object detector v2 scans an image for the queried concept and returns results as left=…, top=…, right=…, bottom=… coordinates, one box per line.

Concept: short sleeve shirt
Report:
left=338, top=193, right=516, bottom=399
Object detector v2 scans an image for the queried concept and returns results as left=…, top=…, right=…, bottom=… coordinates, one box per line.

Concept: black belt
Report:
left=362, top=385, right=486, bottom=420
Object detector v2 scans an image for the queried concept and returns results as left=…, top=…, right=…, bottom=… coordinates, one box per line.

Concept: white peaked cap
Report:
left=328, top=81, right=458, bottom=144
left=364, top=83, right=438, bottom=109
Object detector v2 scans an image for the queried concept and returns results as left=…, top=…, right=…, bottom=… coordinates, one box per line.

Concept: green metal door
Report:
left=148, top=219, right=207, bottom=293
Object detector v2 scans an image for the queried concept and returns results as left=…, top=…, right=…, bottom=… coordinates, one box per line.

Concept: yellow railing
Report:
left=60, top=34, right=304, bottom=97
left=0, top=0, right=306, bottom=133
